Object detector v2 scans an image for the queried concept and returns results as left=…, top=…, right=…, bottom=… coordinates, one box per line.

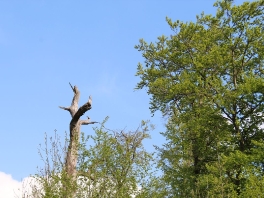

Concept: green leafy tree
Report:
left=135, top=0, right=264, bottom=196
left=20, top=119, right=154, bottom=198
left=76, top=119, right=154, bottom=198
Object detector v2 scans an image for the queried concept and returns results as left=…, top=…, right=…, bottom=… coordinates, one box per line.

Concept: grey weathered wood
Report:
left=59, top=83, right=97, bottom=197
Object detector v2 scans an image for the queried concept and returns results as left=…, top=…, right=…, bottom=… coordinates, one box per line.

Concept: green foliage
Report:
left=135, top=0, right=264, bottom=196
left=135, top=176, right=169, bottom=198
left=22, top=119, right=154, bottom=197
left=77, top=118, right=154, bottom=197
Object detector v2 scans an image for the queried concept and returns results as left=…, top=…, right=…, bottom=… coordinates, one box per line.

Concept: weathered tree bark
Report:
left=59, top=83, right=98, bottom=197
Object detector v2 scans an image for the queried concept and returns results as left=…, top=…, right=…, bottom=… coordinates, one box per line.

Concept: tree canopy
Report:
left=135, top=0, right=264, bottom=196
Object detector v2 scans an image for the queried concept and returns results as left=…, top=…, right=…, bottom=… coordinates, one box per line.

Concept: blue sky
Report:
left=0, top=0, right=250, bottom=196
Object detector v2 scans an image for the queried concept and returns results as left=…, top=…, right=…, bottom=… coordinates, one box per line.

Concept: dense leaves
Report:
left=135, top=0, right=264, bottom=196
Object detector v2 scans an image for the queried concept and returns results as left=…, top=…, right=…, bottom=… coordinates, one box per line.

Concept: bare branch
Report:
left=69, top=82, right=74, bottom=91
left=58, top=106, right=70, bottom=111
left=70, top=86, right=80, bottom=111
left=80, top=116, right=99, bottom=125
left=88, top=95, right=92, bottom=106
left=70, top=98, right=92, bottom=127
left=59, top=84, right=80, bottom=117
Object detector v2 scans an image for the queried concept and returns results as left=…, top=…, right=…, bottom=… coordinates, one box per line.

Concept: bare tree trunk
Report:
left=59, top=83, right=97, bottom=197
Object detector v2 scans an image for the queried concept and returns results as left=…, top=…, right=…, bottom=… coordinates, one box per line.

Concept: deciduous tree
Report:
left=135, top=0, right=264, bottom=196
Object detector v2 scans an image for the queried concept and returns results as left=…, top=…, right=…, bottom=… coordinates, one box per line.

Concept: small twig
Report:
left=69, top=82, right=74, bottom=91
left=59, top=106, right=70, bottom=111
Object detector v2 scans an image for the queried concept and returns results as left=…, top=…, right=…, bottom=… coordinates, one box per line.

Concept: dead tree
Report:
left=59, top=83, right=98, bottom=196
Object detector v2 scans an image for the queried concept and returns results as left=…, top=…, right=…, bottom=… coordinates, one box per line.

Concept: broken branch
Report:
left=59, top=106, right=70, bottom=111
left=80, top=116, right=99, bottom=125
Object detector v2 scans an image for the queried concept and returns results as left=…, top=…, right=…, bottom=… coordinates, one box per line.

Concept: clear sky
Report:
left=0, top=0, right=250, bottom=197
